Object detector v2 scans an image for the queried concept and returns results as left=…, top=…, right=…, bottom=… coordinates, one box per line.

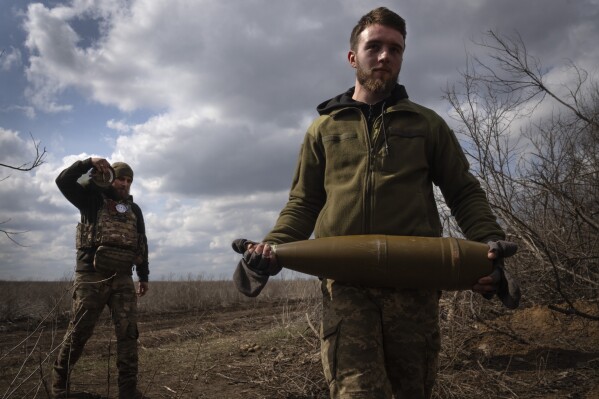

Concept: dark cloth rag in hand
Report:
left=231, top=238, right=282, bottom=297
left=484, top=240, right=521, bottom=309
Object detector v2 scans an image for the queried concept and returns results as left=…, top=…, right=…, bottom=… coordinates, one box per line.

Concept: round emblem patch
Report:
left=116, top=203, right=128, bottom=213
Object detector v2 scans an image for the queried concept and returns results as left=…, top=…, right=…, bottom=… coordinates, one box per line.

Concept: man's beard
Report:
left=356, top=62, right=398, bottom=95
left=109, top=185, right=129, bottom=200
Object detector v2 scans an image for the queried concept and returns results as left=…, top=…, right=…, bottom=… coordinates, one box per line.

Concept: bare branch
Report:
left=0, top=133, right=47, bottom=172
left=474, top=31, right=599, bottom=129
left=0, top=219, right=29, bottom=247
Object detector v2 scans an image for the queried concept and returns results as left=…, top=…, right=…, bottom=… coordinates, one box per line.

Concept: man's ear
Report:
left=348, top=50, right=357, bottom=68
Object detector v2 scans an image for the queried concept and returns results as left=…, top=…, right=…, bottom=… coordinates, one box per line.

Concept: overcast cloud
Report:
left=1, top=0, right=598, bottom=280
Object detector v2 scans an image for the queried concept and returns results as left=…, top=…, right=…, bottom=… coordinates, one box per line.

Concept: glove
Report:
left=231, top=238, right=276, bottom=276
left=487, top=239, right=518, bottom=258
left=484, top=239, right=521, bottom=309
left=232, top=238, right=267, bottom=297
left=231, top=238, right=254, bottom=254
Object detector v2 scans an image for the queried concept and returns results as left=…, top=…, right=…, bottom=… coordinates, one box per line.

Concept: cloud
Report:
left=22, top=1, right=352, bottom=118
left=141, top=190, right=288, bottom=279
left=108, top=110, right=306, bottom=197
left=0, top=105, right=36, bottom=119
left=106, top=119, right=131, bottom=133
left=0, top=46, right=22, bottom=71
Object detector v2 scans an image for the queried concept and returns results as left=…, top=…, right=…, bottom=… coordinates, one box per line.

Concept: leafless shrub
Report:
left=443, top=30, right=599, bottom=319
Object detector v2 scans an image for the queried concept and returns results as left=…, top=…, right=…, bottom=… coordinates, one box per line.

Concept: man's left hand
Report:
left=137, top=281, right=149, bottom=297
left=472, top=239, right=520, bottom=309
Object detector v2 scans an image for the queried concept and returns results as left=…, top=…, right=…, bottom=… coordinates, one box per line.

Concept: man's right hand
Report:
left=232, top=239, right=278, bottom=275
left=246, top=242, right=275, bottom=260
left=91, top=157, right=112, bottom=174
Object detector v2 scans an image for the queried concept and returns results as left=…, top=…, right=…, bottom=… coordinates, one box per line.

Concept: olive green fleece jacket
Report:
left=264, top=84, right=504, bottom=244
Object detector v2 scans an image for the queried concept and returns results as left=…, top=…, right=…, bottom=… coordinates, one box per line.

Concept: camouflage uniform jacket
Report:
left=56, top=158, right=149, bottom=281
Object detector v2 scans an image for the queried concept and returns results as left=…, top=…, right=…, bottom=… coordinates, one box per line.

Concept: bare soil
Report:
left=1, top=298, right=598, bottom=399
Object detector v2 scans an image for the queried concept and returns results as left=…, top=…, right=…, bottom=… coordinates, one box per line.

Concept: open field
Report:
left=1, top=279, right=598, bottom=399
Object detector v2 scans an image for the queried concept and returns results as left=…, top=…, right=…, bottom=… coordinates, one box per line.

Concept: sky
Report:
left=1, top=0, right=598, bottom=281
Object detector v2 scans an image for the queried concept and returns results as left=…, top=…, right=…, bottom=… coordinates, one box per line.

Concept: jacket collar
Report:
left=317, top=84, right=409, bottom=116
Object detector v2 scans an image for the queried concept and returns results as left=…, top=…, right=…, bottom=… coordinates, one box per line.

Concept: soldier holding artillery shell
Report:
left=233, top=7, right=519, bottom=399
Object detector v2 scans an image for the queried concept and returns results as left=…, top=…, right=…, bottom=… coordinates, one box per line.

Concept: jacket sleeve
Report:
left=263, top=126, right=327, bottom=244
left=431, top=122, right=505, bottom=242
left=55, top=158, right=94, bottom=210
left=133, top=203, right=150, bottom=282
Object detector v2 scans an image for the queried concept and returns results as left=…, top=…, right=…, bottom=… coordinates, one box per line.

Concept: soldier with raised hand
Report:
left=233, top=7, right=519, bottom=399
left=52, top=157, right=149, bottom=399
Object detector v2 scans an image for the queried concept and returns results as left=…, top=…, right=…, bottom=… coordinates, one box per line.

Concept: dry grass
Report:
left=140, top=274, right=320, bottom=314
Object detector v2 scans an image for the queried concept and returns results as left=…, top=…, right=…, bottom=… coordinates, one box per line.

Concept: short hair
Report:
left=350, top=7, right=406, bottom=51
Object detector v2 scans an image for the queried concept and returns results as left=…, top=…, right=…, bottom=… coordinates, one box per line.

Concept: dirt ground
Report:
left=1, top=298, right=598, bottom=399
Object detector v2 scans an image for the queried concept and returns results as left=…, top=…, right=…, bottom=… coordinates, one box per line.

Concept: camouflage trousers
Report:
left=51, top=271, right=139, bottom=398
left=320, top=279, right=441, bottom=399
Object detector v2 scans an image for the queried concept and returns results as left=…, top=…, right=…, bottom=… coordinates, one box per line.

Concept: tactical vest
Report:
left=76, top=196, right=140, bottom=274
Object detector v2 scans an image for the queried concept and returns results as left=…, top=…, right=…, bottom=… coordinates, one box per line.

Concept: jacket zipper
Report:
left=364, top=111, right=374, bottom=234
left=366, top=104, right=389, bottom=234
left=348, top=105, right=388, bottom=234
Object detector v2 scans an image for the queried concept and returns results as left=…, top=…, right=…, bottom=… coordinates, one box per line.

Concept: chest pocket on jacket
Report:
left=321, top=132, right=363, bottom=181
left=377, top=128, right=428, bottom=174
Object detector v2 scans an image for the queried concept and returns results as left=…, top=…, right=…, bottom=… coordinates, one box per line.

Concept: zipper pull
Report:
left=383, top=143, right=389, bottom=157
left=369, top=148, right=375, bottom=171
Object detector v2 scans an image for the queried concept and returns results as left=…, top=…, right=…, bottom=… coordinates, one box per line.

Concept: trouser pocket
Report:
left=320, top=319, right=341, bottom=385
